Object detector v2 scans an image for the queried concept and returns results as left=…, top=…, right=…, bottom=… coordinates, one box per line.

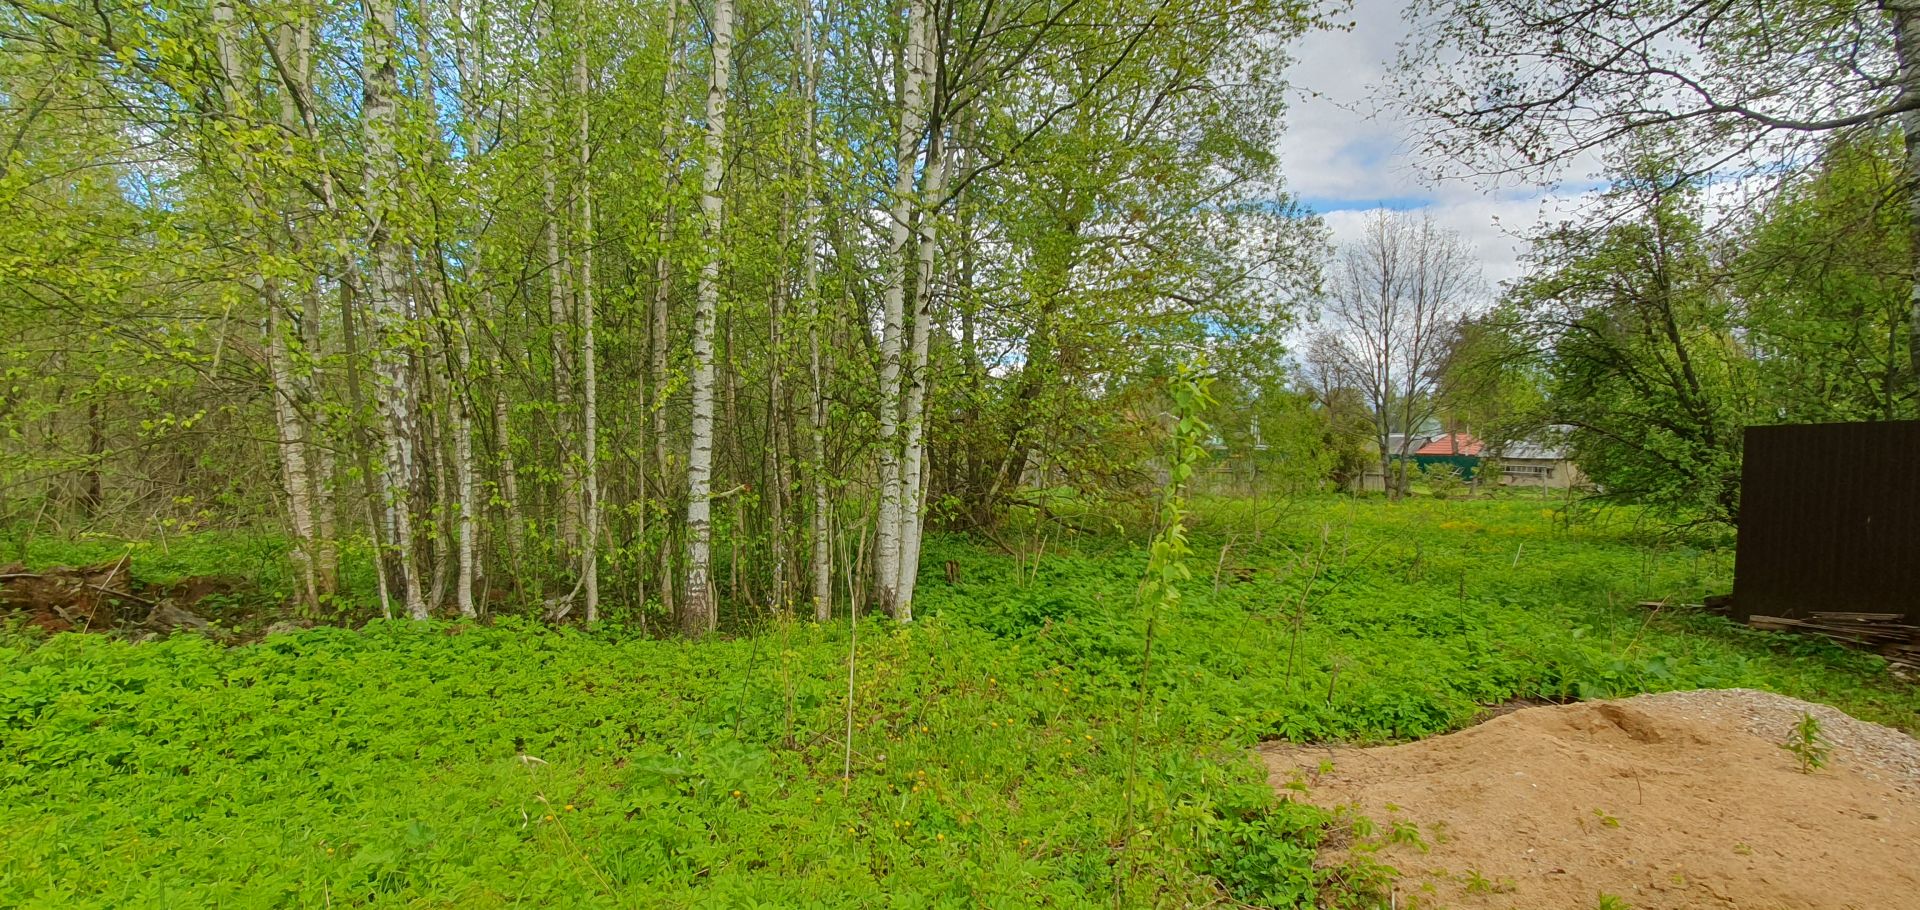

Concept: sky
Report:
left=1276, top=0, right=1595, bottom=293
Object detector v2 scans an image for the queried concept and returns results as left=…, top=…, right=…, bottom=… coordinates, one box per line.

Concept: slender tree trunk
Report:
left=653, top=0, right=684, bottom=621
left=768, top=204, right=789, bottom=613
left=683, top=0, right=732, bottom=636
left=412, top=15, right=454, bottom=614
left=541, top=6, right=580, bottom=559
left=874, top=0, right=929, bottom=615
left=577, top=34, right=600, bottom=622
left=424, top=342, right=452, bottom=610
left=213, top=0, right=324, bottom=610
left=453, top=318, right=478, bottom=617
left=269, top=302, right=323, bottom=609
left=290, top=16, right=340, bottom=598
left=896, top=91, right=947, bottom=621
left=799, top=0, right=831, bottom=621
left=449, top=0, right=490, bottom=617
left=362, top=0, right=429, bottom=619
left=268, top=7, right=383, bottom=606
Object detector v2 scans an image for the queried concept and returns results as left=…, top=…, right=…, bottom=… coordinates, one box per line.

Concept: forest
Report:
left=2, top=0, right=1918, bottom=906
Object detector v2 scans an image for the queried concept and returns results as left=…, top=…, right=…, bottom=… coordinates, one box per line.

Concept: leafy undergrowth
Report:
left=3, top=497, right=1915, bottom=907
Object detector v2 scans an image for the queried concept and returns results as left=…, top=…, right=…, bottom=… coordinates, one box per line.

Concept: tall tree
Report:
left=684, top=0, right=734, bottom=636
left=361, top=0, right=429, bottom=618
left=1312, top=211, right=1480, bottom=498
left=873, top=0, right=931, bottom=619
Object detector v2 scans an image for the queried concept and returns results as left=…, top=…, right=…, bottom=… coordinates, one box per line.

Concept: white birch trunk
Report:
left=895, top=108, right=948, bottom=621
left=268, top=304, right=324, bottom=609
left=449, top=0, right=488, bottom=617
left=288, top=19, right=339, bottom=603
left=541, top=4, right=579, bottom=558
left=492, top=356, right=522, bottom=565
left=651, top=0, right=684, bottom=620
left=873, top=0, right=929, bottom=616
left=213, top=0, right=325, bottom=611
left=577, top=36, right=600, bottom=622
left=413, top=5, right=455, bottom=615
left=453, top=320, right=478, bottom=617
left=683, top=0, right=732, bottom=636
left=799, top=0, right=832, bottom=621
left=361, top=0, right=429, bottom=619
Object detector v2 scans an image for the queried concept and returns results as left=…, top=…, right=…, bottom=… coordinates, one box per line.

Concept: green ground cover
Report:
left=3, top=496, right=1913, bottom=907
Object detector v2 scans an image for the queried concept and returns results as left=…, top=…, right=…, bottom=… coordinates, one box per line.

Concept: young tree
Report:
left=872, top=0, right=932, bottom=620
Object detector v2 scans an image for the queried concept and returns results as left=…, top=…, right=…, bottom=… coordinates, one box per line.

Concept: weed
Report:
left=1596, top=892, right=1633, bottom=910
left=1385, top=819, right=1429, bottom=852
left=1782, top=711, right=1831, bottom=773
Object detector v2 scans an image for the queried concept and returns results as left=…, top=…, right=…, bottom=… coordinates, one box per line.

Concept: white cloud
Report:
left=1278, top=0, right=1599, bottom=294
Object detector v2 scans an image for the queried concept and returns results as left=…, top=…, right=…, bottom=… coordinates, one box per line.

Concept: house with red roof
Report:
left=1413, top=433, right=1484, bottom=458
left=1412, top=433, right=1484, bottom=479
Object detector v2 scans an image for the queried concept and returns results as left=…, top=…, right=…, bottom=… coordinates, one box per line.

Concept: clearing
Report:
left=4, top=496, right=1918, bottom=907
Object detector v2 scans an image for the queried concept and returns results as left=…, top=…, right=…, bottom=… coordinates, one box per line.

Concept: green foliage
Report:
left=1419, top=463, right=1465, bottom=500
left=1782, top=711, right=1831, bottom=773
left=3, top=497, right=1916, bottom=906
left=1733, top=132, right=1914, bottom=421
left=1498, top=140, right=1916, bottom=528
left=1507, top=168, right=1746, bottom=524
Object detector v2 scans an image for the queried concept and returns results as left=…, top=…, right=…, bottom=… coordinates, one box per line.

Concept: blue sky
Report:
left=1275, top=0, right=1601, bottom=292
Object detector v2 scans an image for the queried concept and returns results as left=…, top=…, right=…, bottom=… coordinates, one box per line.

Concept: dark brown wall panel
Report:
left=1733, top=421, right=1920, bottom=622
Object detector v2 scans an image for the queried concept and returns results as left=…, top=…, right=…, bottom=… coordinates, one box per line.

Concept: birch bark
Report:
left=213, top=0, right=325, bottom=611
left=577, top=34, right=600, bottom=622
left=895, top=107, right=947, bottom=621
left=683, top=0, right=733, bottom=636
left=361, top=0, right=429, bottom=619
left=652, top=0, right=684, bottom=620
left=799, top=0, right=832, bottom=621
left=873, top=0, right=929, bottom=616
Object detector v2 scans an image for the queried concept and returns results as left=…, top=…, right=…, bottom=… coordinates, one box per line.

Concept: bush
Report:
left=1423, top=463, right=1466, bottom=499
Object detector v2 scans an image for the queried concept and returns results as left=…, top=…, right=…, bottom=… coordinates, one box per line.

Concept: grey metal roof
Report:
left=1502, top=440, right=1567, bottom=460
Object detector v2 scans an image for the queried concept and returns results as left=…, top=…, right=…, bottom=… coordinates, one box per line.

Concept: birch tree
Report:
left=576, top=28, right=601, bottom=622
left=798, top=0, right=833, bottom=621
left=873, top=0, right=930, bottom=618
left=209, top=0, right=330, bottom=611
left=683, top=0, right=733, bottom=636
left=361, top=0, right=429, bottom=619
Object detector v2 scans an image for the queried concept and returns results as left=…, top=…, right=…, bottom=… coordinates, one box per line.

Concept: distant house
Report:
left=1413, top=433, right=1484, bottom=479
left=1492, top=439, right=1586, bottom=490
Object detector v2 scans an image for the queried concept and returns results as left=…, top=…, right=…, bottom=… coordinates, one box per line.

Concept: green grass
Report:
left=1, top=496, right=1913, bottom=907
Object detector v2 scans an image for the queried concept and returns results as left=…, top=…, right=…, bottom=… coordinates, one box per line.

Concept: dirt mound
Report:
left=1264, top=690, right=1920, bottom=909
left=0, top=562, right=246, bottom=634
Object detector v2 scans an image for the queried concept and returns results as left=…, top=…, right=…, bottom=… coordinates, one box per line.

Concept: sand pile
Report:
left=1264, top=689, right=1920, bottom=909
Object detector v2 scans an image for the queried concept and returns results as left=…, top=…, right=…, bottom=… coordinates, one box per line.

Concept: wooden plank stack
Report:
left=1638, top=600, right=1920, bottom=674
left=1747, top=612, right=1920, bottom=673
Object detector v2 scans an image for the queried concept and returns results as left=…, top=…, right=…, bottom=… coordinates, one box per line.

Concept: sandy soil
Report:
left=1263, top=690, right=1920, bottom=910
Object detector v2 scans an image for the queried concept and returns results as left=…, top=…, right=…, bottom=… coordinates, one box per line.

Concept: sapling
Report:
left=1782, top=711, right=1830, bottom=773
left=1114, top=359, right=1212, bottom=906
